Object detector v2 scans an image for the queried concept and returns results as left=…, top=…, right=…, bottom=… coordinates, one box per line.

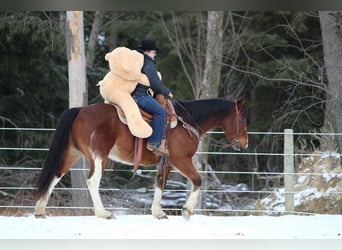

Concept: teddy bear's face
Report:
left=105, top=47, right=144, bottom=81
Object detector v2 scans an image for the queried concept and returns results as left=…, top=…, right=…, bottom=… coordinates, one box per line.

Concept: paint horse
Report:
left=34, top=98, right=248, bottom=219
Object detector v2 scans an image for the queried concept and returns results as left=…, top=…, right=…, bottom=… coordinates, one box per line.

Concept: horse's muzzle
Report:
left=232, top=137, right=248, bottom=151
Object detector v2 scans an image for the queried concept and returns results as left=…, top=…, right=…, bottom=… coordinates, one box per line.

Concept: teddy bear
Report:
left=97, top=47, right=153, bottom=138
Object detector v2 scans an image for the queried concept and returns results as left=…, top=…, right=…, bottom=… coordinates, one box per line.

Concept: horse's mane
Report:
left=174, top=98, right=233, bottom=127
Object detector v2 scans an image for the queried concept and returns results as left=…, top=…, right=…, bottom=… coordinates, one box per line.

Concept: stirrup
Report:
left=147, top=142, right=169, bottom=156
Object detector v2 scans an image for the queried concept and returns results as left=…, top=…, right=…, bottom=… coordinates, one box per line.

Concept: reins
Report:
left=172, top=99, right=204, bottom=140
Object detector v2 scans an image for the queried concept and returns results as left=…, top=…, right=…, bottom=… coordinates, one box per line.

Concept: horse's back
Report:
left=79, top=103, right=116, bottom=117
left=71, top=103, right=124, bottom=157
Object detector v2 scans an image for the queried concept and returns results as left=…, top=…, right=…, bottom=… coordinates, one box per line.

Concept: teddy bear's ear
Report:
left=105, top=52, right=111, bottom=61
left=104, top=47, right=144, bottom=81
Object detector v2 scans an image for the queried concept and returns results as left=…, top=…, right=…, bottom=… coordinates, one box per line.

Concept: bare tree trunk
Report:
left=160, top=11, right=224, bottom=212
left=108, top=11, right=119, bottom=50
left=66, top=11, right=91, bottom=215
left=195, top=11, right=224, bottom=212
left=319, top=11, right=342, bottom=151
left=86, top=11, right=104, bottom=68
left=201, top=11, right=224, bottom=98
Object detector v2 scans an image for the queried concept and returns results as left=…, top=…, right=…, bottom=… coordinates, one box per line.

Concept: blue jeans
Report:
left=133, top=95, right=166, bottom=147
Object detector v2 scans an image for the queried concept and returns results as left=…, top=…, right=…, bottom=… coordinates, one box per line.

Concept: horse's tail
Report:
left=35, top=107, right=81, bottom=200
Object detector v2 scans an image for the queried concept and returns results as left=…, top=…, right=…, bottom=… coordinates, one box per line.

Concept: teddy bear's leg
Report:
left=117, top=95, right=153, bottom=138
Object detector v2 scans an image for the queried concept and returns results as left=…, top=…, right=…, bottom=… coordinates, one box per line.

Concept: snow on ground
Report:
left=1, top=214, right=342, bottom=239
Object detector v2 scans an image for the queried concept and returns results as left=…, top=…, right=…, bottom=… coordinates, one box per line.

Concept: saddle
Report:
left=114, top=94, right=177, bottom=130
left=112, top=94, right=177, bottom=177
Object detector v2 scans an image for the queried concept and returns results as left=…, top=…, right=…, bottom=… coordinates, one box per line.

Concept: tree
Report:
left=196, top=11, right=224, bottom=210
left=0, top=11, right=68, bottom=169
left=86, top=11, right=104, bottom=68
left=66, top=11, right=92, bottom=214
left=201, top=11, right=224, bottom=98
left=160, top=12, right=205, bottom=99
left=160, top=11, right=224, bottom=210
left=319, top=11, right=342, bottom=151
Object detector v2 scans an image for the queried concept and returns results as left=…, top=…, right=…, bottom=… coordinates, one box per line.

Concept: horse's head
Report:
left=222, top=99, right=248, bottom=151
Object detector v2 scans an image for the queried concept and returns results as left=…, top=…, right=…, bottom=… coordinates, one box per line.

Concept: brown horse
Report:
left=34, top=98, right=248, bottom=220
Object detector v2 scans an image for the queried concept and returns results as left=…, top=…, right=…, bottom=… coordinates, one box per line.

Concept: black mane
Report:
left=174, top=98, right=233, bottom=127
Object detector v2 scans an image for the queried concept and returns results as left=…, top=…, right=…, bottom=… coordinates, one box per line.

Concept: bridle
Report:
left=231, top=100, right=242, bottom=151
left=174, top=99, right=245, bottom=151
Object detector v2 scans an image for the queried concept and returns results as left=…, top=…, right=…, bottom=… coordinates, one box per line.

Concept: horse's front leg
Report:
left=182, top=181, right=201, bottom=220
left=176, top=162, right=202, bottom=220
left=151, top=158, right=171, bottom=219
left=87, top=157, right=115, bottom=219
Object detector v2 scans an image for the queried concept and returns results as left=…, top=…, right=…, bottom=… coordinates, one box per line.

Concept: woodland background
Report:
left=1, top=11, right=342, bottom=215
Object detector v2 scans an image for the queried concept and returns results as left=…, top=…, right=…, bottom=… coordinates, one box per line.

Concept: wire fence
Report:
left=0, top=128, right=341, bottom=216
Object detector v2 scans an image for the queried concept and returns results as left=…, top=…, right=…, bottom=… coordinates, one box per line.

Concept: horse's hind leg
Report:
left=35, top=143, right=80, bottom=218
left=152, top=159, right=172, bottom=219
left=86, top=156, right=114, bottom=219
left=34, top=175, right=64, bottom=218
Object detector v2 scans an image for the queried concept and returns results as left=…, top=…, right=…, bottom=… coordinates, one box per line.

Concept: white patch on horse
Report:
left=108, top=145, right=132, bottom=165
left=87, top=157, right=113, bottom=218
left=35, top=175, right=64, bottom=216
left=183, top=189, right=200, bottom=214
left=151, top=187, right=167, bottom=219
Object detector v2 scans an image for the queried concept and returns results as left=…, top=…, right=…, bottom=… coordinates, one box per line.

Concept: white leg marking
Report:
left=87, top=158, right=114, bottom=219
left=183, top=188, right=200, bottom=215
left=35, top=175, right=63, bottom=217
left=151, top=187, right=167, bottom=219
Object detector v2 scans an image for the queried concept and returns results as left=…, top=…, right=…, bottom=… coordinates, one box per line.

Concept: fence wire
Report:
left=1, top=128, right=341, bottom=216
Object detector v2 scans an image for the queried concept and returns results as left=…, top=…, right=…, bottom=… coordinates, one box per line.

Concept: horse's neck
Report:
left=176, top=98, right=230, bottom=135
left=194, top=117, right=221, bottom=137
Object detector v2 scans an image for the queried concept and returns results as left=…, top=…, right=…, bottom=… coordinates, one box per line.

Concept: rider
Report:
left=132, top=39, right=173, bottom=156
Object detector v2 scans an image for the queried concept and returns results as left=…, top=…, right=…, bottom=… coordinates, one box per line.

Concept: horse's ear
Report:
left=235, top=98, right=244, bottom=106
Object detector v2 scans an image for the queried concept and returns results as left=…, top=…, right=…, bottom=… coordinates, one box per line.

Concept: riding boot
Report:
left=147, top=139, right=169, bottom=156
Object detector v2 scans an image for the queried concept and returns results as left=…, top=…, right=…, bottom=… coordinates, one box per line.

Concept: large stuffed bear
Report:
left=97, top=47, right=153, bottom=138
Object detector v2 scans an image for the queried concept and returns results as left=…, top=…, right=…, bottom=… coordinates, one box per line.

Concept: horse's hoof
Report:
left=34, top=213, right=46, bottom=219
left=102, top=213, right=116, bottom=219
left=181, top=208, right=192, bottom=220
left=96, top=210, right=116, bottom=219
left=153, top=213, right=168, bottom=219
left=106, top=214, right=116, bottom=219
left=158, top=214, right=168, bottom=220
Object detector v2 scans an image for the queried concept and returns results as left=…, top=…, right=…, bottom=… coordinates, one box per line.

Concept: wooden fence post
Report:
left=284, top=129, right=294, bottom=213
